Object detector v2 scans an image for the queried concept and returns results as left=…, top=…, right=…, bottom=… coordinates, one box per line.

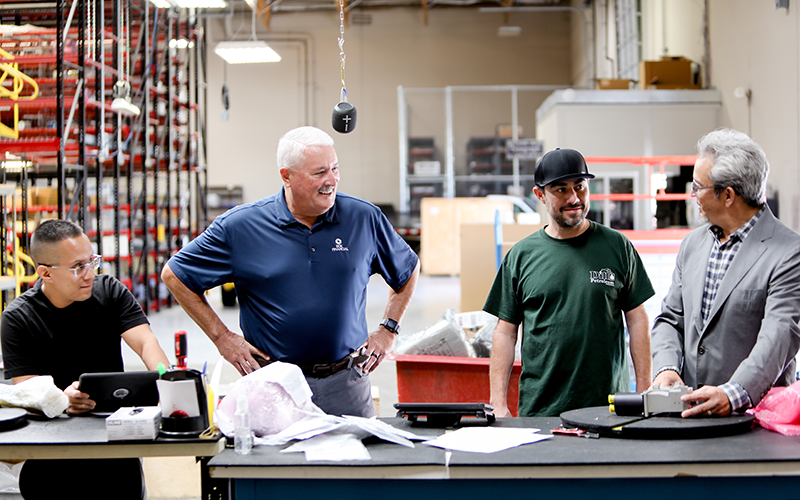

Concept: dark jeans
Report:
left=19, top=458, right=145, bottom=500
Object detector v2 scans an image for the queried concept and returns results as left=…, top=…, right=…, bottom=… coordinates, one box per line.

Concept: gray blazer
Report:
left=652, top=208, right=800, bottom=406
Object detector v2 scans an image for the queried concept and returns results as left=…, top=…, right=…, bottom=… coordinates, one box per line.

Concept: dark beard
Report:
left=551, top=204, right=586, bottom=228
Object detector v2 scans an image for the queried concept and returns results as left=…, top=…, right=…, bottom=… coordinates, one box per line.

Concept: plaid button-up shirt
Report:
left=657, top=206, right=765, bottom=412
left=704, top=207, right=764, bottom=411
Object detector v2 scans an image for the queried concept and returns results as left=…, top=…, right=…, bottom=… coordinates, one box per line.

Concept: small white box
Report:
left=106, top=407, right=161, bottom=441
left=413, top=161, right=441, bottom=176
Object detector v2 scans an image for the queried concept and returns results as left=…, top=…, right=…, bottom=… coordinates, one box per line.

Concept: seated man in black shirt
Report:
left=1, top=219, right=169, bottom=500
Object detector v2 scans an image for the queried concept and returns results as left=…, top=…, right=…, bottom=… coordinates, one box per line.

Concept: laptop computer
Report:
left=78, top=371, right=160, bottom=414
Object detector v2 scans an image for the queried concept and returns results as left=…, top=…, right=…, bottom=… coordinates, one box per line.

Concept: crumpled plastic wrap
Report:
left=469, top=315, right=498, bottom=358
left=748, top=381, right=800, bottom=436
left=0, top=375, right=68, bottom=418
left=0, top=461, right=22, bottom=493
left=216, top=361, right=323, bottom=438
left=394, top=308, right=476, bottom=357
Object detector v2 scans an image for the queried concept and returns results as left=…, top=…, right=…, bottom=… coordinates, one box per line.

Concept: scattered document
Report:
left=254, top=413, right=424, bottom=448
left=423, top=427, right=552, bottom=453
left=281, top=433, right=371, bottom=461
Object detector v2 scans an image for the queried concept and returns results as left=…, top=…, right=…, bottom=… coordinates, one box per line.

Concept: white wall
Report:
left=570, top=0, right=800, bottom=231
left=206, top=2, right=800, bottom=231
left=706, top=0, right=800, bottom=230
left=206, top=8, right=572, bottom=208
left=641, top=0, right=705, bottom=65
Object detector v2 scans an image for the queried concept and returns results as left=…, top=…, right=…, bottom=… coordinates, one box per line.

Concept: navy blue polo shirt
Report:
left=167, top=189, right=418, bottom=365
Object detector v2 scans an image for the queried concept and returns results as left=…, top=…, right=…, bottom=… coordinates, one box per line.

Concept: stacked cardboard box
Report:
left=639, top=56, right=700, bottom=89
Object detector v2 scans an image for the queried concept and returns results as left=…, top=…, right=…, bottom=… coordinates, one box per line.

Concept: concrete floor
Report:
left=130, top=274, right=461, bottom=500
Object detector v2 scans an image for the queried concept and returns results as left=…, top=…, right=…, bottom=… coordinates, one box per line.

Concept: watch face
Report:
left=382, top=319, right=399, bottom=333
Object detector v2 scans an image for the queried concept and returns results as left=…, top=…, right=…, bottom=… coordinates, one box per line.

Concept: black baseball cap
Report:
left=534, top=148, right=595, bottom=187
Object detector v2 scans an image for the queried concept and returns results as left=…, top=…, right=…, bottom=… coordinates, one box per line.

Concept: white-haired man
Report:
left=652, top=128, right=800, bottom=417
left=163, top=126, right=419, bottom=417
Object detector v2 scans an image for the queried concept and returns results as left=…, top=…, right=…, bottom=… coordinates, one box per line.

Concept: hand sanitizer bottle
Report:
left=234, top=393, right=253, bottom=455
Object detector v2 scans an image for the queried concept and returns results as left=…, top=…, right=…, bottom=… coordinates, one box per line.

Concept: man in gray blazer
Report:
left=652, top=128, right=800, bottom=417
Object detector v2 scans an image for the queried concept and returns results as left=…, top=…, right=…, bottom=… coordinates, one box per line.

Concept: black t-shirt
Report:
left=1, top=275, right=149, bottom=390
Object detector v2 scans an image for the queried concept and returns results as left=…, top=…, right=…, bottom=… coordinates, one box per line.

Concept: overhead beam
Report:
left=256, top=0, right=272, bottom=30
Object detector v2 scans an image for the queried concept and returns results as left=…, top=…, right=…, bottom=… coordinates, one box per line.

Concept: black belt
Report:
left=297, top=350, right=369, bottom=378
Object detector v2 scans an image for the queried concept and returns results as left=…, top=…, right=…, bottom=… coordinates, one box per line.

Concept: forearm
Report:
left=382, top=260, right=420, bottom=325
left=162, top=264, right=266, bottom=375
left=140, top=337, right=170, bottom=370
left=489, top=320, right=518, bottom=408
left=626, top=305, right=652, bottom=391
left=162, top=264, right=231, bottom=343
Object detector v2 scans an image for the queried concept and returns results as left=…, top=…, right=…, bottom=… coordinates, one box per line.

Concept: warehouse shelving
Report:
left=405, top=137, right=444, bottom=213
left=0, top=0, right=209, bottom=312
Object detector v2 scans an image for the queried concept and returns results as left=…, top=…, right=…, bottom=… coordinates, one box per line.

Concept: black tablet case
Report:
left=78, top=371, right=159, bottom=413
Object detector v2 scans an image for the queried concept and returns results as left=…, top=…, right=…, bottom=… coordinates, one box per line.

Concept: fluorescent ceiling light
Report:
left=169, top=38, right=195, bottom=49
left=214, top=41, right=281, bottom=64
left=173, top=0, right=227, bottom=8
left=149, top=0, right=172, bottom=8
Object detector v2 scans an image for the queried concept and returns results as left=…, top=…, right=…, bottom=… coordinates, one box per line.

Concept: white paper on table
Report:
left=422, top=427, right=552, bottom=453
left=156, top=379, right=201, bottom=418
left=255, top=414, right=352, bottom=446
left=254, top=413, right=424, bottom=448
left=281, top=433, right=371, bottom=461
left=341, top=415, right=421, bottom=447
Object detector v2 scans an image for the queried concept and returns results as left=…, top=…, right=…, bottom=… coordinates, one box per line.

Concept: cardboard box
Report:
left=106, top=406, right=161, bottom=441
left=34, top=187, right=59, bottom=206
left=639, top=56, right=699, bottom=89
left=420, top=198, right=514, bottom=276
left=596, top=78, right=633, bottom=90
left=497, top=125, right=523, bottom=137
left=645, top=82, right=702, bottom=90
left=459, top=222, right=543, bottom=312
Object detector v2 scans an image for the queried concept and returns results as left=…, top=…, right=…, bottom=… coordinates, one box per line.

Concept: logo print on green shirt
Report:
left=589, top=268, right=616, bottom=287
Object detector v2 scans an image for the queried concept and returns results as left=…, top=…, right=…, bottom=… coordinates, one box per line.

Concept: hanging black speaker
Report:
left=332, top=101, right=357, bottom=134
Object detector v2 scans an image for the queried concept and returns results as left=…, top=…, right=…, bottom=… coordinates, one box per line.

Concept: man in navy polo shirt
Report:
left=162, top=126, right=420, bottom=417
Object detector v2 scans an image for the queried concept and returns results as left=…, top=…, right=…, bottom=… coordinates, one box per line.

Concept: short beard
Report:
left=550, top=204, right=587, bottom=229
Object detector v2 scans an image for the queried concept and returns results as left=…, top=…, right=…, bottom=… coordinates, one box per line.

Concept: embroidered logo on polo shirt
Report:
left=589, top=268, right=615, bottom=287
left=332, top=238, right=349, bottom=252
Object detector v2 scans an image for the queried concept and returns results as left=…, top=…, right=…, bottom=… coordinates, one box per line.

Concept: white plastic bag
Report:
left=216, top=362, right=323, bottom=438
left=0, top=375, right=68, bottom=418
left=394, top=308, right=476, bottom=357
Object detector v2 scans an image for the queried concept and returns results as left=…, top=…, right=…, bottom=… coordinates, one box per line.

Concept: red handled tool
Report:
left=175, top=330, right=187, bottom=369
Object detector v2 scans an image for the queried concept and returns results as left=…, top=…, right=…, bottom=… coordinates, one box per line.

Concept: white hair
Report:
left=276, top=126, right=335, bottom=171
left=697, top=128, right=769, bottom=207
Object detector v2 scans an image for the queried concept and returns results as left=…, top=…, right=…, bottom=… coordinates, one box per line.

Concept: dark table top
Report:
left=0, top=412, right=223, bottom=460
left=208, top=417, right=800, bottom=479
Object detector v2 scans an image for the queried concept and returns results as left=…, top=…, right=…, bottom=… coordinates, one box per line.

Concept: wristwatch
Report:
left=380, top=318, right=400, bottom=335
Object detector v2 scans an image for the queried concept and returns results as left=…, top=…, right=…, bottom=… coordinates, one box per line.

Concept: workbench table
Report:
left=0, top=413, right=223, bottom=460
left=208, top=417, right=800, bottom=500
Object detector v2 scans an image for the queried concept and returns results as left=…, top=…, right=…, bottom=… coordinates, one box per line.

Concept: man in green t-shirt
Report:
left=484, top=148, right=655, bottom=417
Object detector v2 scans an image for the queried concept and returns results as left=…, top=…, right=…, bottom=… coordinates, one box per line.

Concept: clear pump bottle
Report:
left=234, top=393, right=253, bottom=455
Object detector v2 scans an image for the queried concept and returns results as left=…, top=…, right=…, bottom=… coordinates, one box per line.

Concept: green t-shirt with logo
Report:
left=483, top=221, right=655, bottom=417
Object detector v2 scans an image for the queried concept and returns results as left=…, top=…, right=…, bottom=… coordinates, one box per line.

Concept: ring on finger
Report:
left=707, top=410, right=712, bottom=416
left=371, top=353, right=379, bottom=359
